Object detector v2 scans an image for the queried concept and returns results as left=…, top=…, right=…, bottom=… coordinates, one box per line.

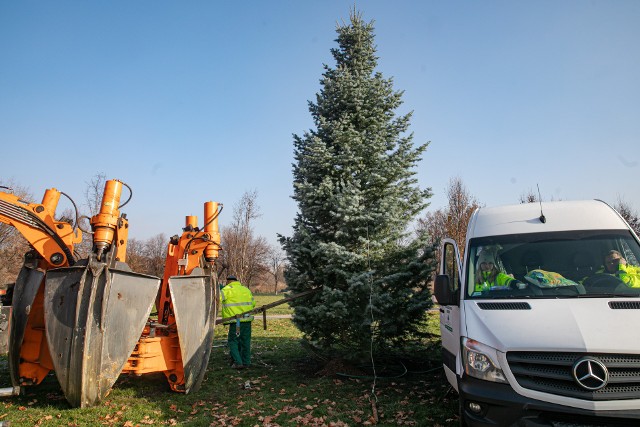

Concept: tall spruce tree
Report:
left=280, top=10, right=435, bottom=355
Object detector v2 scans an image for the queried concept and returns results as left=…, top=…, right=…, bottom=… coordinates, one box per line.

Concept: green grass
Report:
left=253, top=294, right=294, bottom=315
left=0, top=313, right=459, bottom=426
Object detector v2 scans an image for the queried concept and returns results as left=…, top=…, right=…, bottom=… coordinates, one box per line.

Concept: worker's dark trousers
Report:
left=227, top=322, right=252, bottom=366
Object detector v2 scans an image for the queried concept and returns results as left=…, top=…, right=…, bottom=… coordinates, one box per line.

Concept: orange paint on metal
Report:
left=40, top=188, right=61, bottom=217
left=18, top=287, right=53, bottom=385
left=91, top=180, right=122, bottom=260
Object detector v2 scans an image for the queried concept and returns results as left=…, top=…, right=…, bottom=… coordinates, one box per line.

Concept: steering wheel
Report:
left=582, top=273, right=625, bottom=292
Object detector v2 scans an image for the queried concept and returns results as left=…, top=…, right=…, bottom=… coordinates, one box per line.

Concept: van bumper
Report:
left=459, top=376, right=640, bottom=426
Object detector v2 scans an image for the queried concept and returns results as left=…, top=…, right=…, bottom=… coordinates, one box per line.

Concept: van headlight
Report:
left=462, top=338, right=507, bottom=383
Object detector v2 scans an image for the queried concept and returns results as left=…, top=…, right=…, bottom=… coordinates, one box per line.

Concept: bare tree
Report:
left=519, top=189, right=538, bottom=204
left=267, top=245, right=286, bottom=294
left=445, top=177, right=479, bottom=252
left=126, top=238, right=147, bottom=273
left=84, top=173, right=107, bottom=216
left=116, top=234, right=167, bottom=277
left=417, top=209, right=447, bottom=250
left=519, top=186, right=561, bottom=204
left=221, top=190, right=270, bottom=289
left=0, top=179, right=32, bottom=248
left=0, top=180, right=32, bottom=285
left=418, top=177, right=480, bottom=259
left=144, top=234, right=167, bottom=277
left=614, top=198, right=640, bottom=236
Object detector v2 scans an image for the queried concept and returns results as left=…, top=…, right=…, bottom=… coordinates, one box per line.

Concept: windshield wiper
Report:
left=576, top=293, right=640, bottom=298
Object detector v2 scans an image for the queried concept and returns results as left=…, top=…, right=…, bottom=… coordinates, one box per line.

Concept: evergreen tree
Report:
left=280, top=10, right=434, bottom=356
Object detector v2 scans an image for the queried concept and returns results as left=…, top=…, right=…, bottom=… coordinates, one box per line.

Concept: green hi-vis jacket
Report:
left=220, top=281, right=256, bottom=324
left=475, top=271, right=515, bottom=293
left=597, top=263, right=640, bottom=288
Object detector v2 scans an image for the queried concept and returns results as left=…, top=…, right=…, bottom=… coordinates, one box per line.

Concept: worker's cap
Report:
left=477, top=251, right=495, bottom=266
left=226, top=275, right=237, bottom=281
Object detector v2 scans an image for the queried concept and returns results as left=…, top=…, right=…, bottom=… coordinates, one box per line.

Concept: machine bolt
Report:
left=34, top=206, right=44, bottom=213
left=50, top=253, right=64, bottom=265
left=169, top=374, right=178, bottom=382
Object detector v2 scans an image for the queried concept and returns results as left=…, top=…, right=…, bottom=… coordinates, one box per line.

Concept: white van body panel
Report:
left=468, top=200, right=628, bottom=238
left=464, top=299, right=640, bottom=354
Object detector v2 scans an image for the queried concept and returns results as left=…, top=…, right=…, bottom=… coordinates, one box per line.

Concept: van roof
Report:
left=468, top=200, right=628, bottom=238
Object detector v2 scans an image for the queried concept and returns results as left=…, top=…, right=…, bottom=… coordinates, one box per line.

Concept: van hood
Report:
left=464, top=299, right=640, bottom=353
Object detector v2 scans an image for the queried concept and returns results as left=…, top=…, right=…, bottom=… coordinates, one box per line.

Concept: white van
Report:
left=434, top=200, right=640, bottom=426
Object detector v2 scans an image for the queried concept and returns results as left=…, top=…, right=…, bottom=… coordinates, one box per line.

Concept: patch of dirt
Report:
left=315, top=358, right=367, bottom=377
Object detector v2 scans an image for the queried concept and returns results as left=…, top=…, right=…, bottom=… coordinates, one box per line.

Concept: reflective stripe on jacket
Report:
left=220, top=281, right=256, bottom=324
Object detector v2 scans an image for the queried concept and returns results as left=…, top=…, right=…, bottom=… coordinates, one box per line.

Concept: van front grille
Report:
left=507, top=352, right=640, bottom=400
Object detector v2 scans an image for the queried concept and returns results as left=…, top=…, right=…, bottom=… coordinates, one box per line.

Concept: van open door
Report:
left=433, top=238, right=462, bottom=391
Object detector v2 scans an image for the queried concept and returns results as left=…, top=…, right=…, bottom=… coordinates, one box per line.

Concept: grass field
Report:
left=0, top=310, right=459, bottom=426
left=253, top=294, right=295, bottom=316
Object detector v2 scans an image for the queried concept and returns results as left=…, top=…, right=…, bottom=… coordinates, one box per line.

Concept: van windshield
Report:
left=466, top=230, right=640, bottom=299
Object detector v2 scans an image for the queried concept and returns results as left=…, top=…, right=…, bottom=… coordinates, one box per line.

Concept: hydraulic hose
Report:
left=0, top=199, right=76, bottom=266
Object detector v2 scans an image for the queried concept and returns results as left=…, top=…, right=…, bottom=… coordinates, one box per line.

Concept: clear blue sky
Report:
left=2, top=1, right=639, bottom=247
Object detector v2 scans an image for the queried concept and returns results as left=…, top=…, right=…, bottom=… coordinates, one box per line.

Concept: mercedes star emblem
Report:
left=572, top=357, right=609, bottom=391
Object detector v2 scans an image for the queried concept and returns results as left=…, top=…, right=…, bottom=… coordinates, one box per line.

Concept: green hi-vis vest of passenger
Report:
left=475, top=271, right=515, bottom=293
left=220, top=281, right=256, bottom=324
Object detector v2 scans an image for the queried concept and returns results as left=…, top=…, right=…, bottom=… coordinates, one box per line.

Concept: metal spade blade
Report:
left=45, top=259, right=160, bottom=407
left=169, top=271, right=215, bottom=393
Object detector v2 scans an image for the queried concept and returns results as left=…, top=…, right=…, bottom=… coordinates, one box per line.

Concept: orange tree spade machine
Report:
left=0, top=179, right=223, bottom=407
left=121, top=200, right=222, bottom=395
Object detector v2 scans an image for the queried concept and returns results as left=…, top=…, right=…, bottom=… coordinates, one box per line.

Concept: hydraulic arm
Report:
left=0, top=187, right=81, bottom=269
left=0, top=187, right=82, bottom=388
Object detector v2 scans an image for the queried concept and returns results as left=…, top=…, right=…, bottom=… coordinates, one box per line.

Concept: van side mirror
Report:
left=434, top=274, right=458, bottom=306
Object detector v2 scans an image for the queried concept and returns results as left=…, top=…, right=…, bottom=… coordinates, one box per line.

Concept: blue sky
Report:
left=2, top=1, right=639, bottom=248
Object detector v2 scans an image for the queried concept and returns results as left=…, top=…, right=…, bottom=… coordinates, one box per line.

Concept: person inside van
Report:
left=600, top=250, right=640, bottom=287
left=474, top=251, right=522, bottom=293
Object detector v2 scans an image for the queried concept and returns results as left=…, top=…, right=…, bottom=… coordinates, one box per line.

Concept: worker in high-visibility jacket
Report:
left=474, top=250, right=519, bottom=294
left=220, top=275, right=256, bottom=369
left=599, top=250, right=640, bottom=288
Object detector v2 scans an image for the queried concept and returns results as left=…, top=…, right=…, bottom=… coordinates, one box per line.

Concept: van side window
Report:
left=443, top=242, right=460, bottom=292
left=621, top=241, right=640, bottom=266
